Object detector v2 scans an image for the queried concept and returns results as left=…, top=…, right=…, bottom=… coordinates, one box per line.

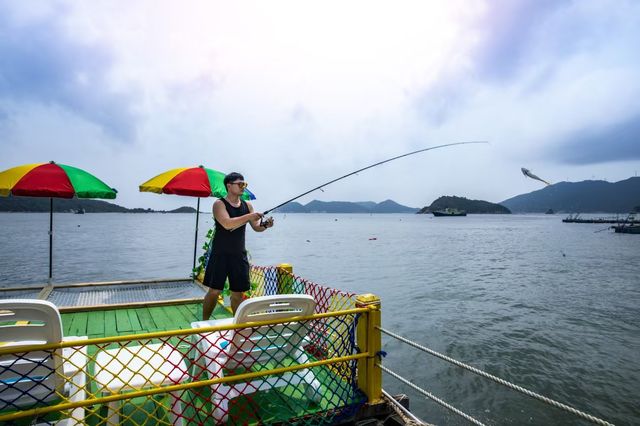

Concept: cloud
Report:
left=413, top=0, right=571, bottom=125
left=0, top=3, right=137, bottom=141
left=471, top=0, right=572, bottom=82
left=413, top=0, right=640, bottom=171
left=1, top=1, right=638, bottom=209
left=552, top=113, right=640, bottom=164
left=414, top=0, right=639, bottom=118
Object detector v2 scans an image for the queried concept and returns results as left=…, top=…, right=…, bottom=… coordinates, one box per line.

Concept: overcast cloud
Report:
left=2, top=0, right=639, bottom=210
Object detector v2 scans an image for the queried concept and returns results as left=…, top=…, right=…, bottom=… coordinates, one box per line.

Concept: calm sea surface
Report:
left=1, top=212, right=638, bottom=425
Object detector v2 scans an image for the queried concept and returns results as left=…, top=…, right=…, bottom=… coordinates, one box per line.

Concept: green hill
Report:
left=418, top=196, right=511, bottom=214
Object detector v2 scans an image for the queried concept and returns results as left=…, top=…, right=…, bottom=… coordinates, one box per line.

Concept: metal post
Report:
left=356, top=293, right=383, bottom=404
left=48, top=198, right=53, bottom=283
left=193, top=197, right=200, bottom=273
left=277, top=263, right=294, bottom=294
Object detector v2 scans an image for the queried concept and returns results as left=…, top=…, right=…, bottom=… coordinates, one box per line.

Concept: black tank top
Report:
left=212, top=198, right=249, bottom=255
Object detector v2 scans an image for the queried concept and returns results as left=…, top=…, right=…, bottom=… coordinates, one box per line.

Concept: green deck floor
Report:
left=60, top=302, right=232, bottom=339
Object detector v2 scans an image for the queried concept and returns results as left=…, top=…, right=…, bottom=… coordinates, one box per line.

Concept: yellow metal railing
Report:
left=0, top=306, right=376, bottom=425
left=356, top=293, right=383, bottom=404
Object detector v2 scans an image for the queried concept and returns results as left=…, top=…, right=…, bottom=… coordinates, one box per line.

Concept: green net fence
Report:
left=0, top=267, right=367, bottom=425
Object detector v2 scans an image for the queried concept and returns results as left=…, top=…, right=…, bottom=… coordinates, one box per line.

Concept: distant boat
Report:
left=545, top=209, right=554, bottom=214
left=75, top=208, right=85, bottom=214
left=432, top=208, right=467, bottom=217
left=612, top=224, right=640, bottom=234
left=563, top=214, right=640, bottom=224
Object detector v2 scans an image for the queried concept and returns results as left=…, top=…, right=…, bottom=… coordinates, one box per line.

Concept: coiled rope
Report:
left=378, top=326, right=614, bottom=426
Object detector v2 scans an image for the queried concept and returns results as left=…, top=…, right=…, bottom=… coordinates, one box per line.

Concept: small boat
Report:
left=432, top=208, right=467, bottom=217
left=612, top=224, right=640, bottom=234
left=545, top=209, right=554, bottom=214
left=75, top=208, right=85, bottom=214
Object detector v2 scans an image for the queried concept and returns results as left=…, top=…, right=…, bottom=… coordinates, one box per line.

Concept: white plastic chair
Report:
left=93, top=343, right=189, bottom=425
left=191, top=294, right=321, bottom=423
left=0, top=299, right=87, bottom=426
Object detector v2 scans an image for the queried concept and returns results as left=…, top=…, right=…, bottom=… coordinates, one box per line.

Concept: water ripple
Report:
left=1, top=213, right=639, bottom=425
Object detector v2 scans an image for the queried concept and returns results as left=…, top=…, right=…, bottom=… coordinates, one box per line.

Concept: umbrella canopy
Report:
left=139, top=165, right=255, bottom=200
left=0, top=161, right=117, bottom=283
left=0, top=162, right=117, bottom=199
left=139, top=165, right=256, bottom=274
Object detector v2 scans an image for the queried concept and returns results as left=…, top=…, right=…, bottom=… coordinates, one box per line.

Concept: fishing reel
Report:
left=260, top=216, right=274, bottom=229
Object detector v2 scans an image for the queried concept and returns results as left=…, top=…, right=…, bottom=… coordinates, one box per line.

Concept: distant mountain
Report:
left=0, top=196, right=195, bottom=213
left=0, top=197, right=129, bottom=212
left=168, top=206, right=198, bottom=213
left=305, top=200, right=370, bottom=213
left=501, top=177, right=640, bottom=213
left=355, top=201, right=377, bottom=210
left=273, top=199, right=418, bottom=213
left=418, top=196, right=510, bottom=214
left=274, top=201, right=307, bottom=213
left=371, top=199, right=419, bottom=213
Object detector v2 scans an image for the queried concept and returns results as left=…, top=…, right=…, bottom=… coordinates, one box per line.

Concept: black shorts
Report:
left=203, top=252, right=250, bottom=292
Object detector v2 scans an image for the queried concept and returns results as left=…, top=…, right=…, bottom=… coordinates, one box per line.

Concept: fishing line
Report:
left=228, top=140, right=487, bottom=231
left=263, top=140, right=488, bottom=215
left=594, top=226, right=611, bottom=233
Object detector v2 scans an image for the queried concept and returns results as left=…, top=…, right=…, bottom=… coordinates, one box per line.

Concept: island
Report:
left=417, top=196, right=511, bottom=214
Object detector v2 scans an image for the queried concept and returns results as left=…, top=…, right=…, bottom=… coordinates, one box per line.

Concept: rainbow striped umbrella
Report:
left=139, top=165, right=255, bottom=200
left=0, top=161, right=117, bottom=282
left=139, top=165, right=256, bottom=272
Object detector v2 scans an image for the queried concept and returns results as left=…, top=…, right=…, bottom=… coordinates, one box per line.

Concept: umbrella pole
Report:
left=49, top=197, right=53, bottom=283
left=193, top=197, right=200, bottom=274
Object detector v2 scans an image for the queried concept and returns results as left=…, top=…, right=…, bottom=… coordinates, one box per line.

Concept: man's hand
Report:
left=262, top=216, right=274, bottom=229
left=248, top=212, right=264, bottom=223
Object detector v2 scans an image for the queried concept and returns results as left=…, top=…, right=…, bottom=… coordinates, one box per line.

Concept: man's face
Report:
left=227, top=180, right=247, bottom=195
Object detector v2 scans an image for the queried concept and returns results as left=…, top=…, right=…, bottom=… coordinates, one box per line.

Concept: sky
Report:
left=2, top=0, right=640, bottom=211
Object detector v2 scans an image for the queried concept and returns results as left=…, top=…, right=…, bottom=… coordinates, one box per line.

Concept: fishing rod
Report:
left=261, top=140, right=488, bottom=218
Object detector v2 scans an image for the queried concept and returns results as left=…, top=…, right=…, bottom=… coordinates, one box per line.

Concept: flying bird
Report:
left=521, top=168, right=551, bottom=186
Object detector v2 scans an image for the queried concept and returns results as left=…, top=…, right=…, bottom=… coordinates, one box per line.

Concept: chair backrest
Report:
left=0, top=299, right=65, bottom=410
left=228, top=295, right=316, bottom=369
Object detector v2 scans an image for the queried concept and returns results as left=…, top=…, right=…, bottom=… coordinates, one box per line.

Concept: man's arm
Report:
left=213, top=199, right=263, bottom=230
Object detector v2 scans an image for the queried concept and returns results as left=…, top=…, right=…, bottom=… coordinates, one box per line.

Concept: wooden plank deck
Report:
left=60, top=302, right=232, bottom=339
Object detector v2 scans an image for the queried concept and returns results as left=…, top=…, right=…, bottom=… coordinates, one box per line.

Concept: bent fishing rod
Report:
left=261, top=140, right=488, bottom=216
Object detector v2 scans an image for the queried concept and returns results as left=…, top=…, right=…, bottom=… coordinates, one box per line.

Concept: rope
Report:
left=381, top=389, right=431, bottom=426
left=378, top=327, right=614, bottom=426
left=378, top=364, right=485, bottom=426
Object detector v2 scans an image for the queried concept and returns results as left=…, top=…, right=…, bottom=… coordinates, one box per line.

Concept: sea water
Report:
left=0, top=212, right=638, bottom=425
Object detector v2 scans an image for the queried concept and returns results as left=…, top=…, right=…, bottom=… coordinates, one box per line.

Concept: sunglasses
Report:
left=230, top=181, right=248, bottom=189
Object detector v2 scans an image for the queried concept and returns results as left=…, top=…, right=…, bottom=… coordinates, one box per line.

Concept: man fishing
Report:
left=201, top=141, right=485, bottom=319
left=202, top=172, right=274, bottom=320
